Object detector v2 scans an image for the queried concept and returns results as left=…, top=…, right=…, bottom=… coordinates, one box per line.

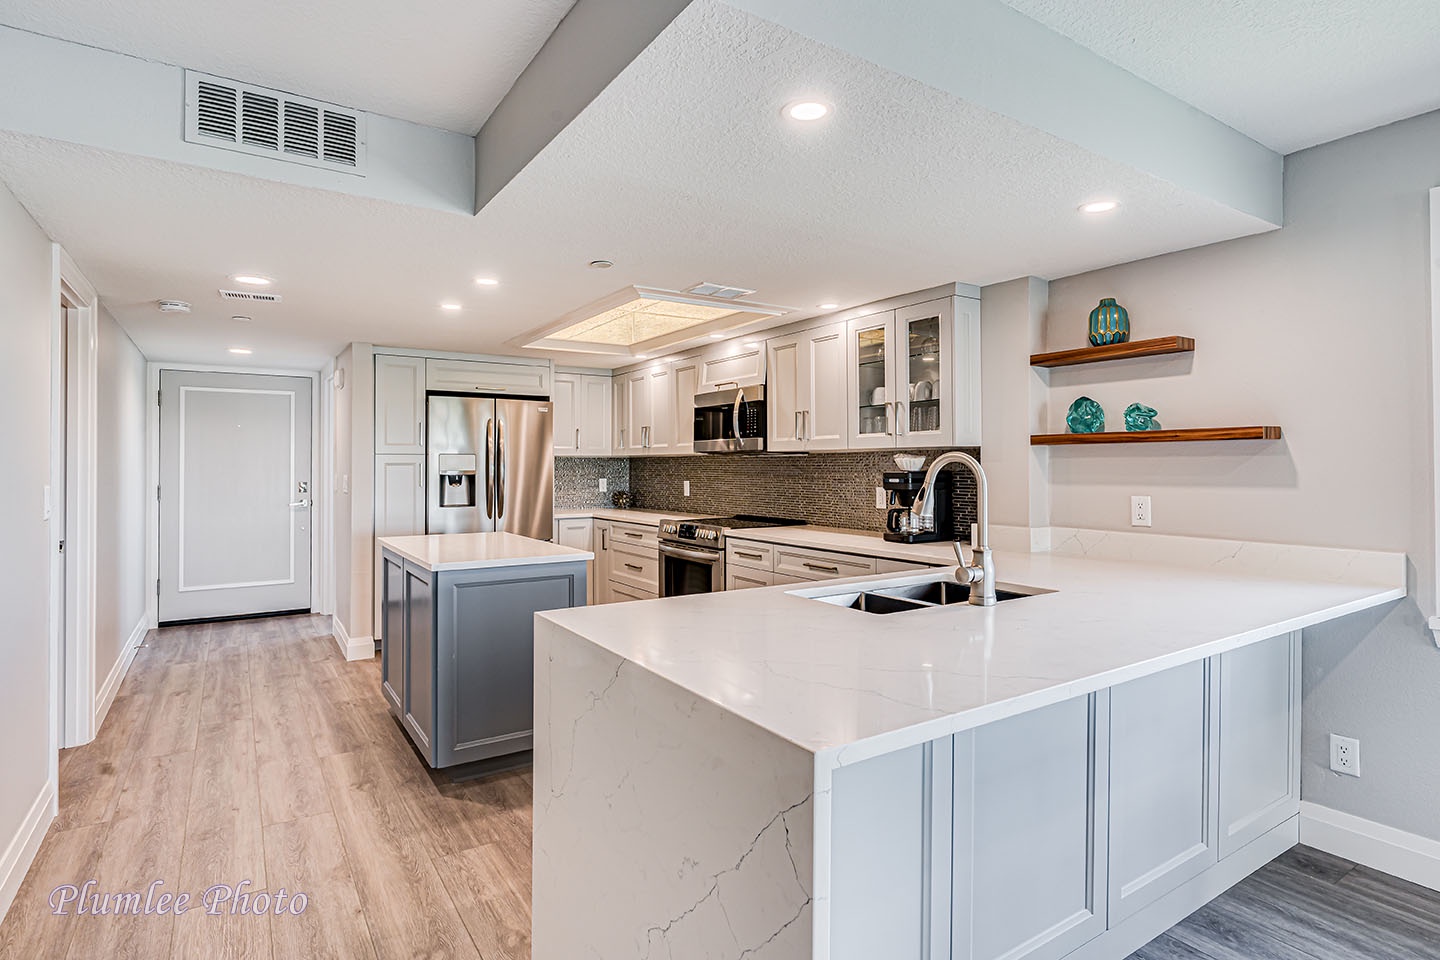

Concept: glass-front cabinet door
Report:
left=897, top=299, right=951, bottom=445
left=848, top=310, right=896, bottom=449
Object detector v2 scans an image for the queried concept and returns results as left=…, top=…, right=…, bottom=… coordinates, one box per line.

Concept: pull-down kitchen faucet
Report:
left=909, top=451, right=996, bottom=606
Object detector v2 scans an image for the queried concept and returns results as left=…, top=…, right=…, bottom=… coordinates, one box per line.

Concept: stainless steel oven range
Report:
left=658, top=515, right=804, bottom=597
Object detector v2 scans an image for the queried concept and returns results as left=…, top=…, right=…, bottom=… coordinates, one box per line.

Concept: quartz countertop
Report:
left=554, top=507, right=689, bottom=526
left=537, top=545, right=1404, bottom=763
left=380, top=533, right=592, bottom=572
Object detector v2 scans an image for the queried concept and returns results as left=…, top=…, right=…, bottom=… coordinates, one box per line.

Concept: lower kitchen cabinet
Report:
left=826, top=632, right=1301, bottom=960
left=725, top=567, right=775, bottom=590
left=554, top=517, right=595, bottom=604
left=380, top=547, right=587, bottom=767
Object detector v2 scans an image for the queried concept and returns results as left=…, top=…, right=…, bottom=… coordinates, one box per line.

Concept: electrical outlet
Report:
left=1330, top=734, right=1361, bottom=777
left=875, top=486, right=887, bottom=509
left=597, top=477, right=608, bottom=493
left=1131, top=495, right=1152, bottom=527
left=683, top=480, right=691, bottom=497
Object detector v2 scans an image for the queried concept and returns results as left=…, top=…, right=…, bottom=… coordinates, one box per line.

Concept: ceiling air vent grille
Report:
left=184, top=71, right=366, bottom=176
left=218, top=289, right=283, bottom=303
left=688, top=282, right=757, bottom=300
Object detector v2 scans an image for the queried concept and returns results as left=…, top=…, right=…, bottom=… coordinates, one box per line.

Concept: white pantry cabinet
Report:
left=766, top=321, right=847, bottom=452
left=553, top=373, right=613, bottom=457
left=374, top=355, right=426, bottom=455
left=374, top=455, right=426, bottom=538
left=846, top=296, right=980, bottom=450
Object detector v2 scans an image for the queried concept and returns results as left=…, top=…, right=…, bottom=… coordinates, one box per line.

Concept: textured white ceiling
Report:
left=0, top=0, right=575, bottom=134
left=1001, top=0, right=1440, bottom=153
left=0, top=1, right=1275, bottom=370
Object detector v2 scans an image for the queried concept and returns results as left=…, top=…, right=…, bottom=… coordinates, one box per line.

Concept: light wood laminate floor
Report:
left=4, top=615, right=1438, bottom=960
left=0, top=614, right=531, bottom=960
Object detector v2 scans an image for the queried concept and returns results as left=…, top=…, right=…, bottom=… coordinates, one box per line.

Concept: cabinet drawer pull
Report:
left=735, top=551, right=763, bottom=559
left=803, top=562, right=841, bottom=573
left=623, top=562, right=644, bottom=572
left=622, top=531, right=643, bottom=539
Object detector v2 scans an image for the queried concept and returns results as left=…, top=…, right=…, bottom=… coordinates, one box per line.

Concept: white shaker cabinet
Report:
left=846, top=296, right=980, bottom=450
left=766, top=321, right=847, bottom=452
left=553, top=373, right=613, bottom=457
left=374, top=355, right=427, bottom=455
left=425, top=357, right=551, bottom=396
left=614, top=358, right=692, bottom=456
left=554, top=517, right=596, bottom=604
left=669, top=355, right=700, bottom=455
left=374, top=455, right=426, bottom=538
left=1217, top=632, right=1301, bottom=858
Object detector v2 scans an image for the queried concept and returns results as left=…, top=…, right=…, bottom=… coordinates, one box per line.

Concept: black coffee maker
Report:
left=883, top=470, right=953, bottom=543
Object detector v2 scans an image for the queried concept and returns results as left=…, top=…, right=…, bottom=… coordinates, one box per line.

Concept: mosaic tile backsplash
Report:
left=554, top=457, right=633, bottom=508
left=626, top=449, right=980, bottom=537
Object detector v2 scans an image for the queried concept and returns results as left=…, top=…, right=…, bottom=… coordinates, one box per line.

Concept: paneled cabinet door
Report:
left=645, top=363, right=674, bottom=454
left=592, top=521, right=614, bottom=603
left=621, top=371, right=650, bottom=454
left=578, top=375, right=613, bottom=456
left=847, top=310, right=898, bottom=449
left=555, top=518, right=595, bottom=604
left=374, top=456, right=426, bottom=538
left=1217, top=633, right=1300, bottom=859
left=375, top=355, right=426, bottom=454
left=954, top=693, right=1109, bottom=960
left=766, top=332, right=806, bottom=453
left=552, top=374, right=581, bottom=456
left=805, top=321, right=849, bottom=450
left=669, top=356, right=700, bottom=455
left=1108, top=660, right=1219, bottom=925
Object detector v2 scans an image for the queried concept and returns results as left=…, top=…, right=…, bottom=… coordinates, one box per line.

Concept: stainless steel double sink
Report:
left=808, top=576, right=1053, bottom=614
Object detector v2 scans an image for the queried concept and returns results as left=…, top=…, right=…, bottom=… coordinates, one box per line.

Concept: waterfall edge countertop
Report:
left=378, top=532, right=593, bottom=572
left=537, top=545, right=1405, bottom=762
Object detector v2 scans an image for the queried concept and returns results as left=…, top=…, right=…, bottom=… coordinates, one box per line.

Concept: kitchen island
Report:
left=532, top=537, right=1404, bottom=960
left=378, top=532, right=590, bottom=768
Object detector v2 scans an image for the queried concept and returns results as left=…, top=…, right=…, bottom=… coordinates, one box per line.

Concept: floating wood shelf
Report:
left=1032, top=426, right=1282, bottom=446
left=1031, top=336, right=1196, bottom=368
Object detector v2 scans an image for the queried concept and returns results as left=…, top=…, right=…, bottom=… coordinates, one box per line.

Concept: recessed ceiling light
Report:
left=231, top=274, right=273, bottom=286
left=785, top=100, right=830, bottom=121
left=1079, top=199, right=1120, bottom=214
left=818, top=302, right=839, bottom=310
left=440, top=302, right=462, bottom=311
left=228, top=347, right=252, bottom=355
left=708, top=333, right=726, bottom=340
left=474, top=277, right=499, bottom=286
left=588, top=259, right=614, bottom=269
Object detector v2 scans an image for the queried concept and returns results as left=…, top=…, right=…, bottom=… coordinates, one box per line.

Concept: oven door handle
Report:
left=659, top=543, right=723, bottom=564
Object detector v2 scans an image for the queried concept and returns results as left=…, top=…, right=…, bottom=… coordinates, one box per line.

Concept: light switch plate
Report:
left=684, top=480, right=691, bottom=497
left=598, top=477, right=608, bottom=493
left=875, top=487, right=886, bottom=509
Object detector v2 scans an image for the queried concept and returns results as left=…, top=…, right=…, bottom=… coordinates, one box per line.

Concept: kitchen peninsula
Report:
left=379, top=532, right=590, bottom=768
left=531, top=538, right=1404, bottom=960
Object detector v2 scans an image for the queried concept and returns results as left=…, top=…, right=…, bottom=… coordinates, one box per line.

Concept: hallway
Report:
left=0, top=615, right=531, bottom=960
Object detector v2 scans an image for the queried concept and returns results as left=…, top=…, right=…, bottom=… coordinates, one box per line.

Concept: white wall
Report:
left=979, top=276, right=1050, bottom=532
left=94, top=307, right=148, bottom=704
left=331, top=343, right=374, bottom=644
left=1041, top=109, right=1440, bottom=840
left=0, top=181, right=57, bottom=916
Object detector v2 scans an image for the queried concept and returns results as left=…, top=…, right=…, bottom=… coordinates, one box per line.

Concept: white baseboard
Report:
left=93, top=617, right=148, bottom=732
left=0, top=779, right=57, bottom=927
left=1300, top=801, right=1440, bottom=893
left=332, top=616, right=374, bottom=662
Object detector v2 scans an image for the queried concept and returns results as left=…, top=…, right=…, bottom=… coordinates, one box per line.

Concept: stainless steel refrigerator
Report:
left=427, top=394, right=554, bottom=539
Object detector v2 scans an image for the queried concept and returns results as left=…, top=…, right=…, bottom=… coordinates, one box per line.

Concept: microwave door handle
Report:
left=484, top=418, right=495, bottom=519
left=732, top=388, right=745, bottom=445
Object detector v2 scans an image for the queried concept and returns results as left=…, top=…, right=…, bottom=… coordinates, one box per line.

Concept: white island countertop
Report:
left=379, top=533, right=592, bottom=572
left=538, top=544, right=1405, bottom=764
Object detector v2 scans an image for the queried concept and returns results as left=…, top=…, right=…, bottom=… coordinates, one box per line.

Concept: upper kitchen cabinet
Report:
left=669, top=355, right=700, bottom=454
left=613, top=354, right=698, bottom=456
left=698, top=338, right=766, bottom=390
left=426, top=357, right=552, bottom=397
left=553, top=372, right=613, bottom=457
left=846, top=296, right=980, bottom=449
left=374, top=354, right=427, bottom=455
left=767, top=321, right=847, bottom=452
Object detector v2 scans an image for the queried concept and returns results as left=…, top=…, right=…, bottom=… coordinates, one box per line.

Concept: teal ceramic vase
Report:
left=1066, top=396, right=1105, bottom=434
left=1088, top=298, right=1131, bottom=346
left=1123, top=402, right=1161, bottom=432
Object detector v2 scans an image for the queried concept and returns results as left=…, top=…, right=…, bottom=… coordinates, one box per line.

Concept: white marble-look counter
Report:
left=553, top=507, right=689, bottom=525
left=378, top=532, right=591, bottom=572
left=538, top=545, right=1404, bottom=763
left=726, top=524, right=961, bottom=565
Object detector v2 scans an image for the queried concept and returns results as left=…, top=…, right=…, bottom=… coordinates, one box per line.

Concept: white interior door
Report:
left=159, top=370, right=313, bottom=623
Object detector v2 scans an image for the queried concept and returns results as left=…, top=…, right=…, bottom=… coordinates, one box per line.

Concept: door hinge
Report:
left=156, top=578, right=161, bottom=600
left=58, top=539, right=65, bottom=554
left=157, top=388, right=162, bottom=408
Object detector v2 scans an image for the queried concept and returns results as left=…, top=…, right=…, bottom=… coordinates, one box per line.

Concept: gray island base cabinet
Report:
left=381, top=546, right=587, bottom=768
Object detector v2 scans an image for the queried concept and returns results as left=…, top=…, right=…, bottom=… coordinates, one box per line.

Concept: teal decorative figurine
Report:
left=1066, top=396, right=1105, bottom=434
left=1123, top=402, right=1161, bottom=431
left=1088, top=298, right=1131, bottom=346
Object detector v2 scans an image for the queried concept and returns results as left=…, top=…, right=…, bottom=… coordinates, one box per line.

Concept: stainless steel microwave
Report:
left=693, top=385, right=766, bottom=453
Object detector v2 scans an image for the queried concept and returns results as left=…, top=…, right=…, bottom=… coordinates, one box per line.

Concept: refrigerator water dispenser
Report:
left=437, top=454, right=477, bottom=508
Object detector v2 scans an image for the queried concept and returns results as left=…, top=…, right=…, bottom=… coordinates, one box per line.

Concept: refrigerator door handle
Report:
left=484, top=418, right=495, bottom=519
left=496, top=416, right=506, bottom=520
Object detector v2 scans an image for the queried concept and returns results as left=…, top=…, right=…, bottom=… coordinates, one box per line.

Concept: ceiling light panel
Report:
left=522, top=286, right=792, bottom=356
